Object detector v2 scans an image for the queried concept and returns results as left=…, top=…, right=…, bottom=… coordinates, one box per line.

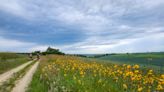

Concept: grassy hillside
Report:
left=92, top=53, right=164, bottom=73
left=95, top=53, right=164, bottom=66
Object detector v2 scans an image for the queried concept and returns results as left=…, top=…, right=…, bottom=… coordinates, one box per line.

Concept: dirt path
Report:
left=12, top=61, right=39, bottom=92
left=0, top=61, right=33, bottom=85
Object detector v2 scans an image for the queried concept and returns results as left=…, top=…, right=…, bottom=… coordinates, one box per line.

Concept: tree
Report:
left=42, top=47, right=65, bottom=55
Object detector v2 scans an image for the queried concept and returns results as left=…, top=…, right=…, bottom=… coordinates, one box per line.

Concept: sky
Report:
left=0, top=0, right=164, bottom=54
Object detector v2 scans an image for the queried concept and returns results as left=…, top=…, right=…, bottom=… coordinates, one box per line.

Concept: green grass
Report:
left=0, top=53, right=29, bottom=74
left=95, top=53, right=164, bottom=65
left=0, top=61, right=35, bottom=92
left=93, top=53, right=164, bottom=72
left=26, top=68, right=48, bottom=92
left=0, top=53, right=21, bottom=61
left=26, top=61, right=49, bottom=92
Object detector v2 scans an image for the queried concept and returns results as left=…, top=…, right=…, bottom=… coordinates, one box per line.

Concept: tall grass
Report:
left=0, top=53, right=29, bottom=74
left=0, top=61, right=35, bottom=92
left=0, top=53, right=21, bottom=61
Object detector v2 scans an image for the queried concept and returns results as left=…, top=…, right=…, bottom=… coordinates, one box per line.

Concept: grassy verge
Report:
left=0, top=58, right=30, bottom=74
left=26, top=58, right=49, bottom=92
left=0, top=61, right=35, bottom=92
left=27, top=55, right=164, bottom=92
left=0, top=53, right=29, bottom=74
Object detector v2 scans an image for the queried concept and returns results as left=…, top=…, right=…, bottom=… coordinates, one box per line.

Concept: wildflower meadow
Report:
left=28, top=55, right=164, bottom=92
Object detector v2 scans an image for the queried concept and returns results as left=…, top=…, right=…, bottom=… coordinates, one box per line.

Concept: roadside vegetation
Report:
left=0, top=53, right=29, bottom=74
left=27, top=55, right=164, bottom=92
left=0, top=61, right=35, bottom=92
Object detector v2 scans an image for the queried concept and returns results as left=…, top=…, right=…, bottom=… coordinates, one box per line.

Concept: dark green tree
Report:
left=42, top=47, right=65, bottom=55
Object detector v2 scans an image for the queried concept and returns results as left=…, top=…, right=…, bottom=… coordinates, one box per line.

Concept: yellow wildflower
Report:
left=98, top=79, right=102, bottom=83
left=73, top=76, right=76, bottom=80
left=156, top=84, right=163, bottom=91
left=64, top=74, right=67, bottom=77
left=123, top=84, right=127, bottom=90
left=134, top=70, right=139, bottom=73
left=161, top=74, right=164, bottom=79
left=137, top=87, right=143, bottom=92
left=133, top=64, right=139, bottom=69
left=127, top=65, right=131, bottom=69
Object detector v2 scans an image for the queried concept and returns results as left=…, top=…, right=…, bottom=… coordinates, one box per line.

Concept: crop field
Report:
left=27, top=55, right=164, bottom=92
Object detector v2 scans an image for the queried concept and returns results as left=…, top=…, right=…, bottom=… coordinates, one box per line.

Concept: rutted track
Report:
left=12, top=61, right=39, bottom=92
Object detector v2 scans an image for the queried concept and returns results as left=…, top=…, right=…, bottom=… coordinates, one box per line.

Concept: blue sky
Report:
left=0, top=0, right=164, bottom=54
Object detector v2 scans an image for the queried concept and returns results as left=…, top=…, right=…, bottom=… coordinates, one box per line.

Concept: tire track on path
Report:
left=12, top=61, right=39, bottom=92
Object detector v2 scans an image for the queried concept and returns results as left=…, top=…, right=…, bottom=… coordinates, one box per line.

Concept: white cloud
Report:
left=0, top=36, right=56, bottom=53
left=0, top=36, right=36, bottom=52
left=59, top=33, right=164, bottom=54
left=0, top=0, right=23, bottom=14
left=28, top=45, right=48, bottom=52
left=0, top=0, right=35, bottom=20
left=108, top=33, right=164, bottom=53
left=0, top=37, right=35, bottom=47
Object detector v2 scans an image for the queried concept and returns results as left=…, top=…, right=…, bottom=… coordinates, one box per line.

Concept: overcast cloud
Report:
left=0, top=0, right=164, bottom=54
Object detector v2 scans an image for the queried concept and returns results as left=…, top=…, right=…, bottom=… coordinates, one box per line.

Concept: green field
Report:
left=92, top=53, right=164, bottom=73
left=0, top=53, right=29, bottom=74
